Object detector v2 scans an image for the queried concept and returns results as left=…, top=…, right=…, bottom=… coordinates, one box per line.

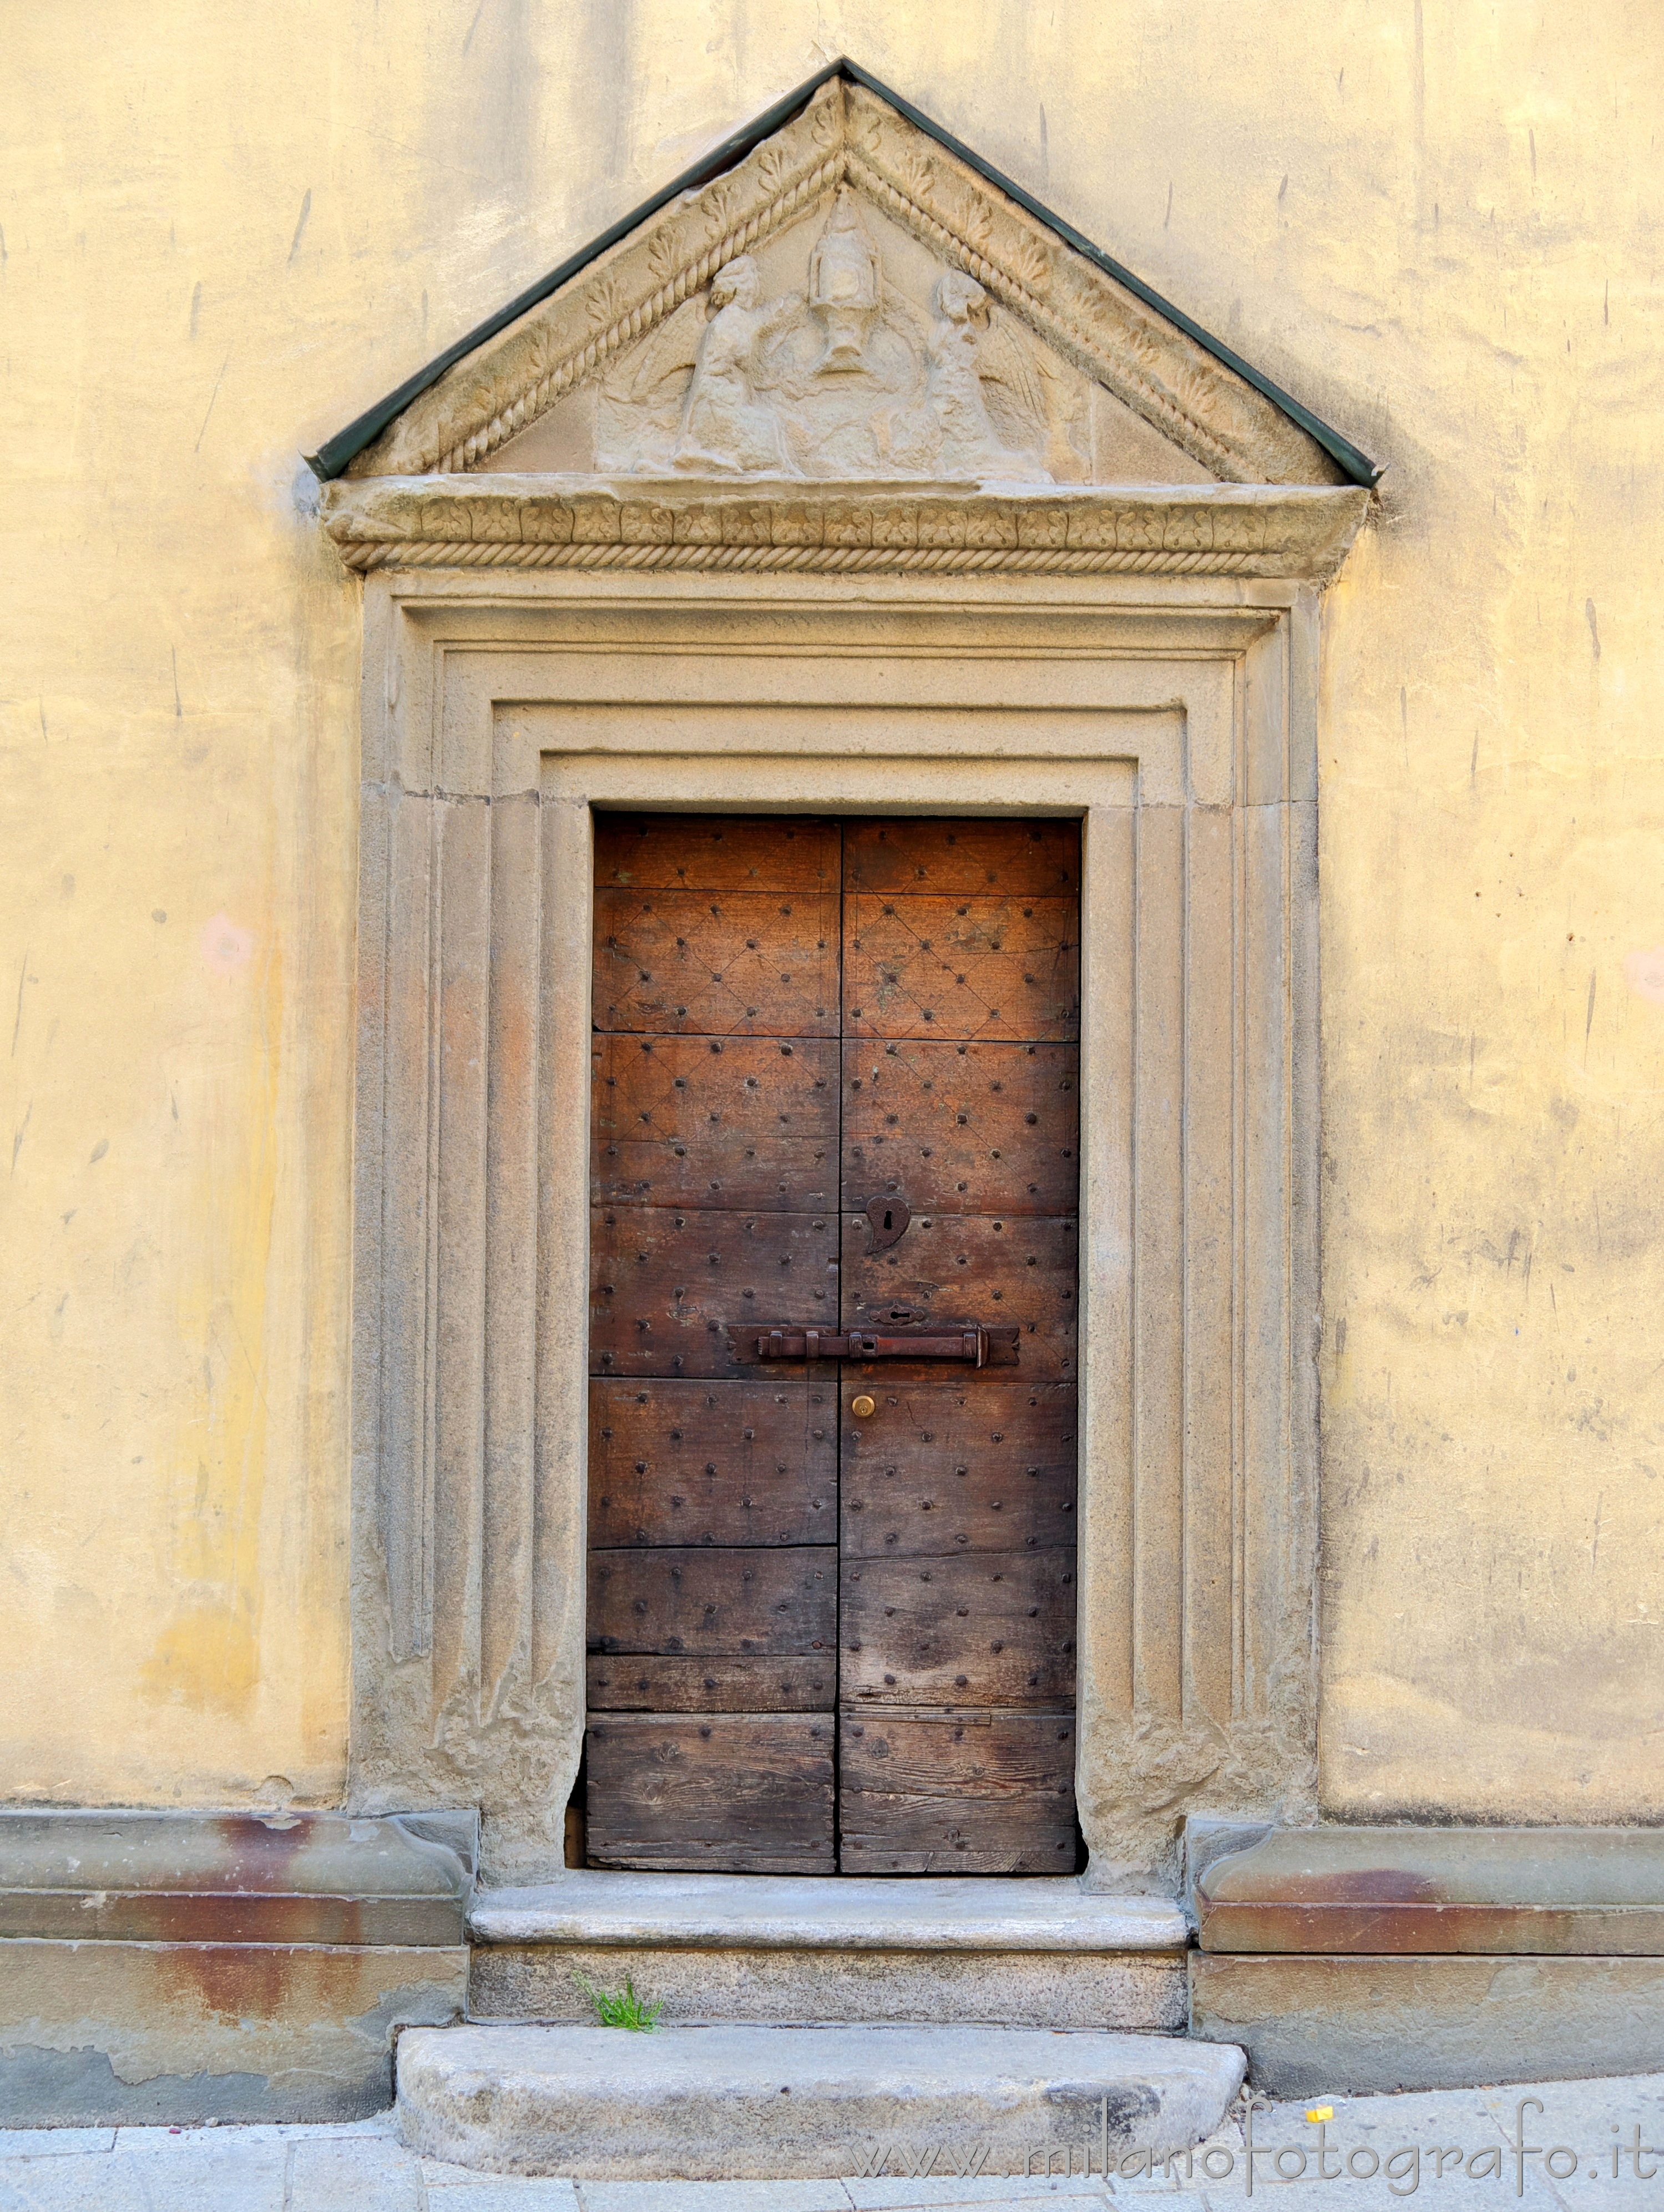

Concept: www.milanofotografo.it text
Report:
left=847, top=2098, right=1664, bottom=2194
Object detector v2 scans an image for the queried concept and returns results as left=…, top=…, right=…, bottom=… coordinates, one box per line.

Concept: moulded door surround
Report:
left=347, top=572, right=1326, bottom=1889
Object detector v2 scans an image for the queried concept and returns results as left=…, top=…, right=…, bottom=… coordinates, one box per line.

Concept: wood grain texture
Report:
left=586, top=814, right=1083, bottom=1875
left=839, top=1378, right=1078, bottom=1558
left=592, top=1035, right=838, bottom=1209
left=588, top=1546, right=836, bottom=1656
left=843, top=1040, right=1079, bottom=1214
left=589, top=1378, right=836, bottom=1548
left=585, top=1714, right=836, bottom=1872
left=595, top=888, right=839, bottom=1036
left=587, top=1654, right=835, bottom=1711
left=844, top=895, right=1079, bottom=1042
left=843, top=818, right=1080, bottom=898
left=596, top=813, right=840, bottom=893
left=838, top=1712, right=1078, bottom=1873
left=843, top=1213, right=1079, bottom=1375
left=841, top=1551, right=1077, bottom=1707
left=590, top=1205, right=838, bottom=1379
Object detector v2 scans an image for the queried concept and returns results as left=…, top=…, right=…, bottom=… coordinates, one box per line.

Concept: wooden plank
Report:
left=843, top=1039, right=1079, bottom=1216
left=590, top=1205, right=838, bottom=1379
left=841, top=1551, right=1077, bottom=1707
left=585, top=1714, right=835, bottom=1872
left=595, top=813, right=840, bottom=893
left=589, top=1378, right=836, bottom=1548
left=840, top=1379, right=1077, bottom=1558
left=588, top=1546, right=836, bottom=1656
left=587, top=1654, right=834, bottom=1711
left=594, top=888, right=839, bottom=1036
left=591, top=1034, right=838, bottom=1209
left=845, top=895, right=1079, bottom=1042
left=838, top=1712, right=1077, bottom=1874
left=843, top=1213, right=1078, bottom=1376
left=844, top=818, right=1080, bottom=897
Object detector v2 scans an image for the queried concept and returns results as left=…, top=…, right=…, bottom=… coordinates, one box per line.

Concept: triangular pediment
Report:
left=320, top=69, right=1372, bottom=493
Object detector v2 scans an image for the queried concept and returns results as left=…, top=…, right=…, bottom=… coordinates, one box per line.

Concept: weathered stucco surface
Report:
left=2, top=4, right=1660, bottom=1821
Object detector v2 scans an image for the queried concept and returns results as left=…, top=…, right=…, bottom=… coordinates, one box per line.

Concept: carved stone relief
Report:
left=579, top=188, right=1090, bottom=482
left=347, top=76, right=1348, bottom=488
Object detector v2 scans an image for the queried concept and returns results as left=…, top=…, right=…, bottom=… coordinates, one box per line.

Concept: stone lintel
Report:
left=321, top=473, right=1369, bottom=583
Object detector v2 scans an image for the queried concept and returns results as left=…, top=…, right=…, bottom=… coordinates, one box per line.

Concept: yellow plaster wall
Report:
left=2, top=0, right=1659, bottom=1819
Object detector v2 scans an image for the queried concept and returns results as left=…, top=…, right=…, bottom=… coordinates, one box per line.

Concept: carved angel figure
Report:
left=672, top=256, right=801, bottom=474
left=925, top=270, right=1049, bottom=478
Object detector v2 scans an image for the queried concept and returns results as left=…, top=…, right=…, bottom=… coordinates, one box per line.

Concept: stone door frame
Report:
left=348, top=561, right=1330, bottom=1886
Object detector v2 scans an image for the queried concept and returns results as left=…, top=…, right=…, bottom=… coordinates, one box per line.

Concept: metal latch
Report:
left=740, top=1325, right=1019, bottom=1366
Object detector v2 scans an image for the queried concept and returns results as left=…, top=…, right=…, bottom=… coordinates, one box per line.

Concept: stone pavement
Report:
left=1, top=2072, right=1662, bottom=2209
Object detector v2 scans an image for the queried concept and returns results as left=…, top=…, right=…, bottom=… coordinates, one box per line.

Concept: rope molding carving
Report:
left=434, top=153, right=846, bottom=476
left=841, top=151, right=1251, bottom=487
left=352, top=75, right=1340, bottom=489
left=436, top=141, right=1254, bottom=485
left=340, top=538, right=1262, bottom=576
left=322, top=480, right=1371, bottom=583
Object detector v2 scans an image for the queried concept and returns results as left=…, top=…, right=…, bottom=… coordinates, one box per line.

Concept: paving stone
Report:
left=844, top=2180, right=1114, bottom=2206
left=577, top=2184, right=851, bottom=2212
left=105, top=2128, right=289, bottom=2208
left=288, top=2133, right=422, bottom=2210
left=0, top=2130, right=115, bottom=2158
left=0, top=2154, right=156, bottom=2212
left=431, top=2185, right=584, bottom=2209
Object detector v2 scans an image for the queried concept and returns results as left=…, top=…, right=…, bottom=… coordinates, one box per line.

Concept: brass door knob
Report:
left=850, top=1394, right=877, bottom=1419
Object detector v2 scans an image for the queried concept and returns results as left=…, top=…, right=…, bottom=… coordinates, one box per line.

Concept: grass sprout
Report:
left=574, top=1971, right=664, bottom=2031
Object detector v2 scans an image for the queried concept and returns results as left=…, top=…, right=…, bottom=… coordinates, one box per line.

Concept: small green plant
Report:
left=574, top=1971, right=664, bottom=2031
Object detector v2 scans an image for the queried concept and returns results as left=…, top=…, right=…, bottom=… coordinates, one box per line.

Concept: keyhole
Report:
left=883, top=1209, right=893, bottom=1231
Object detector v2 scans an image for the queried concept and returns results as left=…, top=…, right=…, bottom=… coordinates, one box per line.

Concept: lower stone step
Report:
left=396, top=2021, right=1246, bottom=2181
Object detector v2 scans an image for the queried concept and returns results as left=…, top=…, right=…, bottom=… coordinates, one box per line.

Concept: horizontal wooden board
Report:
left=844, top=895, right=1079, bottom=1042
left=843, top=1213, right=1078, bottom=1375
left=588, top=1545, right=836, bottom=1656
left=841, top=1550, right=1076, bottom=1706
left=595, top=888, right=839, bottom=1036
left=838, top=1711, right=1077, bottom=1874
left=595, top=813, right=840, bottom=894
left=841, top=1379, right=1077, bottom=1558
left=587, top=1654, right=834, bottom=1711
left=843, top=1040, right=1078, bottom=1216
left=843, top=818, right=1080, bottom=898
left=592, top=1035, right=838, bottom=1209
left=589, top=1378, right=836, bottom=1548
left=585, top=1714, right=835, bottom=1872
left=590, top=1206, right=838, bottom=1378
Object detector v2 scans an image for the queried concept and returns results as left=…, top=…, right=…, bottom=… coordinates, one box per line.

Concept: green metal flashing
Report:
left=305, top=58, right=1379, bottom=488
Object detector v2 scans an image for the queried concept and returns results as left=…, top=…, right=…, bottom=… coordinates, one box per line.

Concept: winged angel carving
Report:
left=594, top=192, right=1088, bottom=481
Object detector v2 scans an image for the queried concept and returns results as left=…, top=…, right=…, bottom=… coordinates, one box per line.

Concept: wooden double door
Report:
left=585, top=813, right=1080, bottom=1874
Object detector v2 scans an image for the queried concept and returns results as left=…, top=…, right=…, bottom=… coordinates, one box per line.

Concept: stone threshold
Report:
left=467, top=1871, right=1188, bottom=1952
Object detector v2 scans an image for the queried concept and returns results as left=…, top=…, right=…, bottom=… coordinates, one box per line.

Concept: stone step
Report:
left=395, top=2020, right=1245, bottom=2181
left=466, top=1871, right=1189, bottom=2031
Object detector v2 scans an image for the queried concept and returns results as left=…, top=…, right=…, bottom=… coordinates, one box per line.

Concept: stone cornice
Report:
left=321, top=476, right=1369, bottom=584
